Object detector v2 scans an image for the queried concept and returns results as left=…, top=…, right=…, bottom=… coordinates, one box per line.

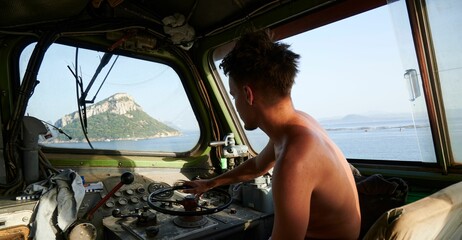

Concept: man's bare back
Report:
left=271, top=113, right=360, bottom=239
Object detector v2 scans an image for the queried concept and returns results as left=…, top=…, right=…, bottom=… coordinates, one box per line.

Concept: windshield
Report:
left=215, top=4, right=436, bottom=162
left=21, top=43, right=200, bottom=152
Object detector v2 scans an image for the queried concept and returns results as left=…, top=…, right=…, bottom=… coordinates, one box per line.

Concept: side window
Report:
left=21, top=43, right=199, bottom=152
left=215, top=5, right=436, bottom=162
left=425, top=0, right=462, bottom=164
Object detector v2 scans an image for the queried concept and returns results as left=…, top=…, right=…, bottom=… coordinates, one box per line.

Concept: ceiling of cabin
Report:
left=0, top=0, right=294, bottom=36
left=0, top=0, right=344, bottom=51
left=0, top=0, right=384, bottom=47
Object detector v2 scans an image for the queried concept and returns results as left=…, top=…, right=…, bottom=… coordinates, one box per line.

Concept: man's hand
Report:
left=182, top=179, right=214, bottom=195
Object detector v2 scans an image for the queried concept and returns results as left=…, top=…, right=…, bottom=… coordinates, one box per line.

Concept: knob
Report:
left=136, top=187, right=146, bottom=194
left=125, top=189, right=134, bottom=195
left=112, top=209, right=122, bottom=217
left=121, top=172, right=135, bottom=184
left=130, top=197, right=140, bottom=204
left=229, top=208, right=237, bottom=214
left=105, top=201, right=115, bottom=208
left=117, top=198, right=128, bottom=206
left=145, top=226, right=160, bottom=237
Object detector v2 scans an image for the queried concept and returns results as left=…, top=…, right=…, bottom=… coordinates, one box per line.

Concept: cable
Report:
left=40, top=121, right=72, bottom=140
left=91, top=55, right=119, bottom=103
left=1, top=31, right=57, bottom=190
left=171, top=46, right=223, bottom=174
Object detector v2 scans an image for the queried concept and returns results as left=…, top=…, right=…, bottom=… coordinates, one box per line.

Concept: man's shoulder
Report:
left=283, top=127, right=324, bottom=154
left=277, top=136, right=320, bottom=171
left=279, top=126, right=338, bottom=173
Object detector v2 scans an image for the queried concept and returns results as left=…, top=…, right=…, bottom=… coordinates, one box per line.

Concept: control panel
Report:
left=75, top=173, right=272, bottom=240
left=103, top=203, right=269, bottom=240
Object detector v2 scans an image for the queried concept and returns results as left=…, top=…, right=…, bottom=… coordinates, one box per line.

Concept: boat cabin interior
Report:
left=0, top=0, right=461, bottom=239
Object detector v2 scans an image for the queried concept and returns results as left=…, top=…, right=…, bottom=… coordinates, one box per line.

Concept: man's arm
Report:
left=184, top=141, right=275, bottom=194
left=270, top=138, right=317, bottom=240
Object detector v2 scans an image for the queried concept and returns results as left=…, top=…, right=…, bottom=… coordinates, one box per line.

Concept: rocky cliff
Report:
left=54, top=93, right=180, bottom=141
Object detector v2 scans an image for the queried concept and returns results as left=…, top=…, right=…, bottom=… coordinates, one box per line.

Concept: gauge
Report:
left=148, top=182, right=171, bottom=193
left=148, top=182, right=174, bottom=199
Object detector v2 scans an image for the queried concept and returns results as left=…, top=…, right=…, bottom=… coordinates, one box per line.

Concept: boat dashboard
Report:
left=0, top=172, right=273, bottom=240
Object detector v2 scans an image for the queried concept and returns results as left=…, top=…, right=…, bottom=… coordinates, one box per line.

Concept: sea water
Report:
left=43, top=119, right=436, bottom=162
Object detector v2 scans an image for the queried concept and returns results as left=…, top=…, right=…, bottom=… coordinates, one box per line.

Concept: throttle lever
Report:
left=112, top=208, right=157, bottom=226
left=84, top=172, right=134, bottom=220
left=112, top=208, right=140, bottom=218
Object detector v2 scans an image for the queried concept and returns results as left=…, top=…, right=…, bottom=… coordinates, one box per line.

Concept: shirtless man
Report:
left=184, top=30, right=361, bottom=240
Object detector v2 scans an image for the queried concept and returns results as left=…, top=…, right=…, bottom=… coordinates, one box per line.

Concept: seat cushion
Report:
left=356, top=174, right=408, bottom=238
left=364, top=181, right=462, bottom=240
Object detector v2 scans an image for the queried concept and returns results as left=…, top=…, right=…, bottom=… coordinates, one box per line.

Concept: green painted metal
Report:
left=49, top=155, right=209, bottom=168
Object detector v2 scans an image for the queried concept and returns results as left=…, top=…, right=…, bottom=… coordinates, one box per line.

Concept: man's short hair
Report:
left=220, top=29, right=300, bottom=97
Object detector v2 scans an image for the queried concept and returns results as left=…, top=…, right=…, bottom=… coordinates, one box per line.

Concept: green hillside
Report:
left=55, top=93, right=180, bottom=142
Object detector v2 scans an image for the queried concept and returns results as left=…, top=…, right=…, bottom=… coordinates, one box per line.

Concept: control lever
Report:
left=210, top=133, right=248, bottom=169
left=84, top=172, right=134, bottom=220
left=210, top=133, right=248, bottom=158
left=112, top=207, right=157, bottom=226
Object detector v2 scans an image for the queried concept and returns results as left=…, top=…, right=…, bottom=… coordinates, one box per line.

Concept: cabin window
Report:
left=21, top=43, right=199, bottom=152
left=215, top=4, right=437, bottom=162
left=424, top=0, right=462, bottom=164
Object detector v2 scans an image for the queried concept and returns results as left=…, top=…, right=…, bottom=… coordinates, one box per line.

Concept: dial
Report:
left=148, top=182, right=173, bottom=199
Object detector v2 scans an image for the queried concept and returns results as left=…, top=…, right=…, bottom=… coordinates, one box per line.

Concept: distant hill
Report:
left=340, top=114, right=370, bottom=122
left=54, top=93, right=180, bottom=142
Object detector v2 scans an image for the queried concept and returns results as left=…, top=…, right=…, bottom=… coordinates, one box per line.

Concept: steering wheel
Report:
left=147, top=185, right=232, bottom=216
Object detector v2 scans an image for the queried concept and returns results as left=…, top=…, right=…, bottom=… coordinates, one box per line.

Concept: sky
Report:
left=22, top=3, right=422, bottom=131
left=220, top=3, right=420, bottom=121
left=286, top=4, right=414, bottom=119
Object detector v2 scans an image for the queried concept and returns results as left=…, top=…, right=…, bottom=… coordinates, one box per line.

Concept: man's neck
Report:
left=258, top=97, right=297, bottom=140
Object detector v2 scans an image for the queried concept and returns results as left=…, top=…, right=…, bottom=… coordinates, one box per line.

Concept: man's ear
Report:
left=243, top=85, right=254, bottom=105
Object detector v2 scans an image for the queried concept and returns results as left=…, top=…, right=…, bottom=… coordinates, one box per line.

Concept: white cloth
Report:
left=162, top=13, right=195, bottom=50
left=30, top=169, right=85, bottom=240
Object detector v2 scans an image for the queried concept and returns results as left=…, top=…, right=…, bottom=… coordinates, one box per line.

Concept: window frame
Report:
left=206, top=0, right=462, bottom=175
left=20, top=39, right=211, bottom=157
left=405, top=0, right=455, bottom=172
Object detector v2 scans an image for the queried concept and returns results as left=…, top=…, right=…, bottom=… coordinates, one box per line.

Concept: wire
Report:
left=40, top=121, right=72, bottom=140
left=91, top=55, right=119, bottom=103
left=171, top=46, right=223, bottom=174
left=39, top=150, right=59, bottom=174
left=1, top=31, right=57, bottom=191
